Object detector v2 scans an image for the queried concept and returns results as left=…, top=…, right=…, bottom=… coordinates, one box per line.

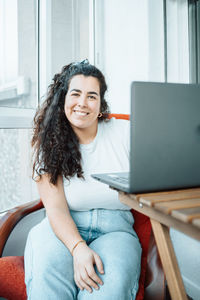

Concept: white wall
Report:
left=95, top=0, right=165, bottom=114
left=147, top=0, right=165, bottom=81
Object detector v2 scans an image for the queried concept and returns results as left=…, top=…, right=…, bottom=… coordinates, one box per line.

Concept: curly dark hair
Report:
left=32, top=60, right=110, bottom=184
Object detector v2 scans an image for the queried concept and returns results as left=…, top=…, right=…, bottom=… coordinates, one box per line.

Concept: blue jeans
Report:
left=24, top=209, right=142, bottom=300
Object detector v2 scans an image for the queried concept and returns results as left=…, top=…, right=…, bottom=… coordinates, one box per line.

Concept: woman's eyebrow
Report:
left=70, top=89, right=99, bottom=96
left=88, top=91, right=99, bottom=96
left=70, top=89, right=81, bottom=93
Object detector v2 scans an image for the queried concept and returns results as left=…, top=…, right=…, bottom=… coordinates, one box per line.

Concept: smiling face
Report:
left=64, top=75, right=101, bottom=139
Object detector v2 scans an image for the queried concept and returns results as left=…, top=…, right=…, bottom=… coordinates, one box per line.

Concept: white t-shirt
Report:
left=63, top=118, right=130, bottom=211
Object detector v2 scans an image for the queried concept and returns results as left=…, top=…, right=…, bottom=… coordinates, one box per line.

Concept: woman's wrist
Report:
left=71, top=240, right=86, bottom=256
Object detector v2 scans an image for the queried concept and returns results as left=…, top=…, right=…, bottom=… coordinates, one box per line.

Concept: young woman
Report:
left=24, top=60, right=142, bottom=300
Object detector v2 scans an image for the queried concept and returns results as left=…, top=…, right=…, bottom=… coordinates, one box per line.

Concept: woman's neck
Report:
left=73, top=122, right=98, bottom=145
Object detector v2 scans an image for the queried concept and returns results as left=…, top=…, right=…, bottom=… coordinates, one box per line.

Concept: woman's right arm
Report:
left=37, top=174, right=83, bottom=250
left=37, top=174, right=104, bottom=293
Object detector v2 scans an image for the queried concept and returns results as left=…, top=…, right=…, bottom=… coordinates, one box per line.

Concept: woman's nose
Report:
left=78, top=95, right=87, bottom=107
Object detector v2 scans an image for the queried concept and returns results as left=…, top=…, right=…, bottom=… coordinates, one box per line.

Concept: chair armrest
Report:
left=0, top=200, right=44, bottom=257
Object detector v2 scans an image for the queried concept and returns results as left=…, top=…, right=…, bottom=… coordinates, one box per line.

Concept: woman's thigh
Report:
left=78, top=231, right=142, bottom=300
left=24, top=217, right=77, bottom=300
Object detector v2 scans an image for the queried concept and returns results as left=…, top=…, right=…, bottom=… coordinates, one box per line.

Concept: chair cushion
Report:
left=0, top=256, right=27, bottom=300
left=132, top=209, right=152, bottom=300
left=0, top=212, right=151, bottom=300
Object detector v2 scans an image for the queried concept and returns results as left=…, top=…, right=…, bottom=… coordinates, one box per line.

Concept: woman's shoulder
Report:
left=100, top=117, right=130, bottom=132
left=99, top=117, right=130, bottom=147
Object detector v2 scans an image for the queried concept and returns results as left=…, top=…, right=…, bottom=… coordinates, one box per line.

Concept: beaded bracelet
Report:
left=71, top=240, right=86, bottom=256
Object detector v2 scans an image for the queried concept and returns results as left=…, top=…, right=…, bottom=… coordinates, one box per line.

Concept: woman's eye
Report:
left=71, top=93, right=79, bottom=97
left=88, top=95, right=96, bottom=100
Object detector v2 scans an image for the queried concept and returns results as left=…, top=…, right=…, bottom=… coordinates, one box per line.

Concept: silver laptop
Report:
left=91, top=81, right=200, bottom=193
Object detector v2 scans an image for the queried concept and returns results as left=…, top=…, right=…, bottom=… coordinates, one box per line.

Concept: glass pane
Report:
left=0, top=0, right=38, bottom=109
left=50, top=0, right=90, bottom=76
left=39, top=0, right=90, bottom=100
left=0, top=128, right=38, bottom=212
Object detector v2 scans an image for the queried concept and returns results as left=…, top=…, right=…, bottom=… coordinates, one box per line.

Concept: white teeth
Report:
left=74, top=111, right=88, bottom=116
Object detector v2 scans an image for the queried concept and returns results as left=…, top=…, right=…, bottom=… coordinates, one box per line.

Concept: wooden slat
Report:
left=129, top=187, right=200, bottom=203
left=171, top=207, right=200, bottom=223
left=119, top=192, right=200, bottom=241
left=150, top=220, right=188, bottom=300
left=139, top=190, right=200, bottom=207
left=154, top=198, right=200, bottom=214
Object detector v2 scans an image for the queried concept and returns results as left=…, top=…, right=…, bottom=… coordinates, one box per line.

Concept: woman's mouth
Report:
left=73, top=110, right=89, bottom=116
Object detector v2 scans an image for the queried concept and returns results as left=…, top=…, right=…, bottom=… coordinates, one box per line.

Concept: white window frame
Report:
left=39, top=0, right=52, bottom=103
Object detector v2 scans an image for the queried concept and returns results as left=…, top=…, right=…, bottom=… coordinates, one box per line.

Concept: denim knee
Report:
left=78, top=268, right=140, bottom=300
left=78, top=231, right=141, bottom=300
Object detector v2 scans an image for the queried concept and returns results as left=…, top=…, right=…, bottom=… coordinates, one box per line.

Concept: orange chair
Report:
left=0, top=114, right=165, bottom=300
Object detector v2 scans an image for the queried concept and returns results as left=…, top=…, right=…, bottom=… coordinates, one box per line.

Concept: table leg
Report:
left=150, top=219, right=188, bottom=300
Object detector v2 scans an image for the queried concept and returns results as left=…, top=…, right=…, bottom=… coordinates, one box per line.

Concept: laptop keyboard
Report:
left=114, top=177, right=128, bottom=184
left=108, top=174, right=129, bottom=184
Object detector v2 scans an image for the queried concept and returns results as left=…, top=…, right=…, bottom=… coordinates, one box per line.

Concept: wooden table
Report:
left=119, top=187, right=200, bottom=300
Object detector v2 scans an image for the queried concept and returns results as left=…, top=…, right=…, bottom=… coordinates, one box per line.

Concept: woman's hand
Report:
left=73, top=242, right=104, bottom=293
